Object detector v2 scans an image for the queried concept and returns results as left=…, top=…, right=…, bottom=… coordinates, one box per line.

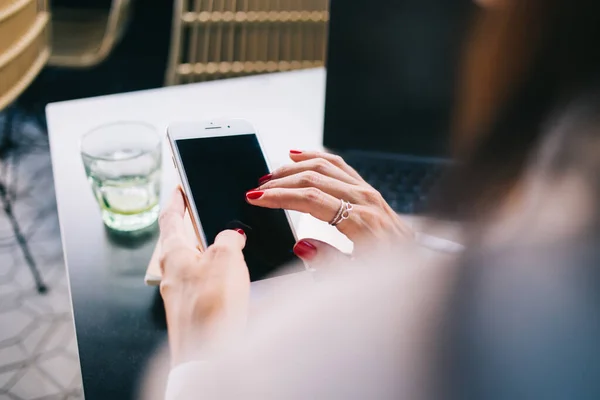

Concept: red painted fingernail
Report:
left=293, top=240, right=317, bottom=260
left=234, top=228, right=245, bottom=236
left=258, top=173, right=273, bottom=185
left=246, top=190, right=264, bottom=200
left=290, top=150, right=302, bottom=154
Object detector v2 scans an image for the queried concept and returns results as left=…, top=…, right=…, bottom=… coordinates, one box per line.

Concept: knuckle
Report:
left=313, top=158, right=331, bottom=173
left=357, top=206, right=378, bottom=225
left=158, top=247, right=174, bottom=267
left=361, top=188, right=383, bottom=204
left=273, top=165, right=288, bottom=177
left=300, top=171, right=321, bottom=186
left=159, top=246, right=187, bottom=271
left=159, top=279, right=177, bottom=297
left=330, top=154, right=345, bottom=165
left=208, top=243, right=232, bottom=256
left=158, top=210, right=175, bottom=227
left=258, top=179, right=272, bottom=189
left=270, top=188, right=284, bottom=204
left=158, top=252, right=169, bottom=270
left=383, top=219, right=397, bottom=233
left=304, top=187, right=323, bottom=203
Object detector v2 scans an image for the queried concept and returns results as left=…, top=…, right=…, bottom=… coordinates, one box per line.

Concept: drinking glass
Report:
left=80, top=122, right=162, bottom=232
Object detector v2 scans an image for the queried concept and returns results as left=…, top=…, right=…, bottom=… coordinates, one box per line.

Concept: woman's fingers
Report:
left=288, top=150, right=365, bottom=182
left=270, top=158, right=359, bottom=185
left=246, top=187, right=361, bottom=239
left=210, top=229, right=247, bottom=254
left=294, top=238, right=353, bottom=280
left=247, top=187, right=338, bottom=220
left=159, top=187, right=188, bottom=254
left=158, top=188, right=199, bottom=275
left=258, top=171, right=373, bottom=205
left=246, top=187, right=361, bottom=237
left=293, top=238, right=350, bottom=264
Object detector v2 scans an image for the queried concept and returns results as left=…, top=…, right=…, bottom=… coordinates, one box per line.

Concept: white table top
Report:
left=47, top=67, right=353, bottom=254
left=47, top=69, right=359, bottom=397
left=45, top=66, right=455, bottom=399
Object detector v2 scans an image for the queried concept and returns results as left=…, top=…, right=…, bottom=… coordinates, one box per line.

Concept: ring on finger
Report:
left=329, top=199, right=353, bottom=226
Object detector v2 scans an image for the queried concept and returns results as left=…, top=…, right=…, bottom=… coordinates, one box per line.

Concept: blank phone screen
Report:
left=175, top=133, right=302, bottom=281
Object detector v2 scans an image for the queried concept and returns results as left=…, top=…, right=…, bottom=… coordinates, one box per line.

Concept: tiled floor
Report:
left=0, top=114, right=83, bottom=399
left=0, top=3, right=173, bottom=397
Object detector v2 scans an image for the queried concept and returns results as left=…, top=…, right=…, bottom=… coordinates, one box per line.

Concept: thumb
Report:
left=293, top=238, right=350, bottom=267
left=211, top=229, right=247, bottom=252
left=159, top=187, right=187, bottom=253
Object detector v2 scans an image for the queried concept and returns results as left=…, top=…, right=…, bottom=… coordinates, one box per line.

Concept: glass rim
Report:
left=80, top=121, right=161, bottom=162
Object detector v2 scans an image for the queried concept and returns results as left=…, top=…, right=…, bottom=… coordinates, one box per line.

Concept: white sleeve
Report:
left=164, top=362, right=207, bottom=400
left=157, top=252, right=449, bottom=400
left=414, top=232, right=465, bottom=254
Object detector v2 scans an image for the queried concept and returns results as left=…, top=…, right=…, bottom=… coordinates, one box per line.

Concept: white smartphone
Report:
left=167, top=118, right=306, bottom=281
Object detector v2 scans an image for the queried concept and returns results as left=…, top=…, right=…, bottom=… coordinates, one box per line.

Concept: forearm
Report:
left=163, top=297, right=210, bottom=367
left=163, top=290, right=249, bottom=367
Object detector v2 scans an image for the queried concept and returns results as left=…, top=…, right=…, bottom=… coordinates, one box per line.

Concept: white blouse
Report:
left=161, top=238, right=462, bottom=400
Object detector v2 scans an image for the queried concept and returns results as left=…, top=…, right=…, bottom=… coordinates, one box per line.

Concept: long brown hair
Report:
left=431, top=0, right=600, bottom=221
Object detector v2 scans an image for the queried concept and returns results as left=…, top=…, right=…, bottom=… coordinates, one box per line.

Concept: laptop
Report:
left=323, top=0, right=474, bottom=214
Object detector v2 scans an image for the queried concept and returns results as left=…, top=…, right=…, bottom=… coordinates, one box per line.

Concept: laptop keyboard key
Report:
left=344, top=154, right=443, bottom=214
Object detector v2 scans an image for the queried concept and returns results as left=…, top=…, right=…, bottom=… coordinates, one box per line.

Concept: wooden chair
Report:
left=166, top=0, right=329, bottom=85
left=0, top=0, right=51, bottom=292
left=48, top=0, right=132, bottom=68
left=0, top=0, right=51, bottom=110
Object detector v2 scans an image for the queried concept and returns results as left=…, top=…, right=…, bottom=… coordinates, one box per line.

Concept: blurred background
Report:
left=5, top=1, right=600, bottom=399
left=1, top=0, right=328, bottom=398
left=8, top=0, right=330, bottom=114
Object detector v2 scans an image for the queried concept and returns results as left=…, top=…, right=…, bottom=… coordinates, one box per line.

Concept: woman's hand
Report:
left=246, top=150, right=414, bottom=255
left=159, top=188, right=250, bottom=366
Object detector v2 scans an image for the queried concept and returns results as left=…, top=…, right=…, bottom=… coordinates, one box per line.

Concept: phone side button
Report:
left=172, top=156, right=177, bottom=169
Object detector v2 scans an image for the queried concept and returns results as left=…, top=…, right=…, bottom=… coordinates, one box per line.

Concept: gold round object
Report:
left=280, top=11, right=290, bottom=22
left=219, top=62, right=232, bottom=74
left=206, top=62, right=218, bottom=74
left=232, top=61, right=244, bottom=73
left=302, top=60, right=314, bottom=69
left=235, top=12, right=247, bottom=22
left=193, top=63, right=205, bottom=74
left=279, top=61, right=291, bottom=71
left=257, top=11, right=268, bottom=22
left=255, top=61, right=267, bottom=73
left=198, top=11, right=211, bottom=22
left=223, top=11, right=234, bottom=22
left=182, top=12, right=195, bottom=23
left=266, top=61, right=278, bottom=72
left=300, top=11, right=311, bottom=22
left=244, top=61, right=255, bottom=73
left=310, top=11, right=321, bottom=22
left=177, top=64, right=192, bottom=75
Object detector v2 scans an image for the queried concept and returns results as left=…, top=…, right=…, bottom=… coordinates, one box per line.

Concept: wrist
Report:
left=162, top=291, right=249, bottom=366
left=163, top=297, right=206, bottom=366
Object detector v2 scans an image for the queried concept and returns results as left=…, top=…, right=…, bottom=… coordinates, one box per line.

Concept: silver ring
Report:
left=330, top=200, right=353, bottom=226
left=329, top=199, right=345, bottom=226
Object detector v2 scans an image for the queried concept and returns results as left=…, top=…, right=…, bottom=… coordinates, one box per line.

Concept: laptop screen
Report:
left=323, top=0, right=474, bottom=158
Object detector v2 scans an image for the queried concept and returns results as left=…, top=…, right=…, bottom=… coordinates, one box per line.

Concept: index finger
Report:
left=159, top=187, right=186, bottom=251
left=288, top=150, right=365, bottom=182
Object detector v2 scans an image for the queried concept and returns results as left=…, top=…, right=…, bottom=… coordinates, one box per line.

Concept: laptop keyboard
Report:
left=344, top=154, right=443, bottom=214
